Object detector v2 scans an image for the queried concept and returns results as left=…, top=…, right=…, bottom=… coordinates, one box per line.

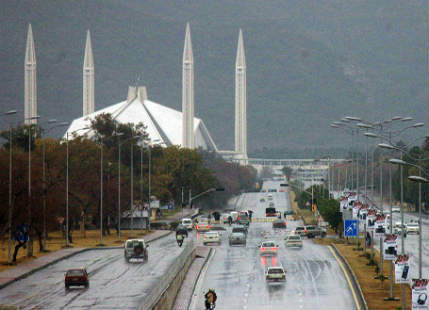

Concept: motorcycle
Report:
left=176, top=234, right=184, bottom=247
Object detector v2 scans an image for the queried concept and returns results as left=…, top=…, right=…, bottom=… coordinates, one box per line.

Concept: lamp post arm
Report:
left=190, top=188, right=216, bottom=202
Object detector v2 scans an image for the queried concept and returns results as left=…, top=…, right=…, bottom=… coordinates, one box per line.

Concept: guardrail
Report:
left=138, top=239, right=196, bottom=310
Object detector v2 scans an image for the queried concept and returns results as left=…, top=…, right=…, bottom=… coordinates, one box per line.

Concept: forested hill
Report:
left=0, top=1, right=427, bottom=151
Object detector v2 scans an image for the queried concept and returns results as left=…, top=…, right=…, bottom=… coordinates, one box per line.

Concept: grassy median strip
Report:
left=0, top=229, right=149, bottom=273
left=288, top=190, right=412, bottom=309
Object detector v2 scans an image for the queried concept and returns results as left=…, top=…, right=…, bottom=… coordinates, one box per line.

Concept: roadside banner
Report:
left=412, top=279, right=429, bottom=309
left=352, top=201, right=362, bottom=219
left=340, top=197, right=348, bottom=213
left=366, top=210, right=377, bottom=232
left=358, top=205, right=368, bottom=232
left=395, top=254, right=411, bottom=283
left=384, top=234, right=398, bottom=260
left=375, top=214, right=387, bottom=239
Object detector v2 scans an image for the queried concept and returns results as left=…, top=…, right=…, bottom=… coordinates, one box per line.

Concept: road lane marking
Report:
left=328, top=246, right=361, bottom=310
left=190, top=248, right=216, bottom=310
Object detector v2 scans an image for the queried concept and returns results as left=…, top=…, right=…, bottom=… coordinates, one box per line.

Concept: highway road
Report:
left=0, top=233, right=185, bottom=310
left=190, top=180, right=358, bottom=310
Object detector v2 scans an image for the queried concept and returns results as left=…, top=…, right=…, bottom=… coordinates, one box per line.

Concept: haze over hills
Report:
left=0, top=1, right=427, bottom=154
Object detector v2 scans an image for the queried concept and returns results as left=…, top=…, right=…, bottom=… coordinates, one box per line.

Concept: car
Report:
left=260, top=241, right=279, bottom=255
left=268, top=189, right=277, bottom=193
left=232, top=224, right=248, bottom=235
left=283, top=210, right=295, bottom=216
left=406, top=222, right=419, bottom=234
left=266, top=207, right=277, bottom=217
left=305, top=225, right=327, bottom=238
left=196, top=220, right=211, bottom=232
left=269, top=202, right=275, bottom=207
left=181, top=218, right=193, bottom=230
left=260, top=198, right=266, bottom=202
left=265, top=266, right=286, bottom=282
left=176, top=224, right=189, bottom=237
left=230, top=211, right=239, bottom=223
left=220, top=213, right=231, bottom=224
left=284, top=234, right=303, bottom=247
left=267, top=194, right=273, bottom=201
left=124, top=239, right=149, bottom=262
left=203, top=231, right=221, bottom=245
left=294, top=226, right=307, bottom=237
left=229, top=232, right=246, bottom=246
left=272, top=219, right=287, bottom=229
left=393, top=221, right=407, bottom=236
left=65, top=268, right=89, bottom=289
left=392, top=206, right=401, bottom=213
left=237, top=211, right=250, bottom=226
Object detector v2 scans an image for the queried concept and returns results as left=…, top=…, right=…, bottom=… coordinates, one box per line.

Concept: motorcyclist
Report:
left=176, top=233, right=184, bottom=247
left=204, top=288, right=217, bottom=309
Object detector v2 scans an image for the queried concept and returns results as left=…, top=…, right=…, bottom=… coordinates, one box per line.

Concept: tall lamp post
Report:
left=1, top=110, right=17, bottom=264
left=117, top=135, right=140, bottom=240
left=97, top=132, right=124, bottom=246
left=25, top=115, right=40, bottom=257
left=65, top=127, right=90, bottom=247
left=408, top=175, right=429, bottom=279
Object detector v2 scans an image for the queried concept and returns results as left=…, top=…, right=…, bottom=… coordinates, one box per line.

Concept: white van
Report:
left=230, top=211, right=239, bottom=222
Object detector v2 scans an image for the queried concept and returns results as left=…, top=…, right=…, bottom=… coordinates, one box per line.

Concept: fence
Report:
left=138, top=239, right=196, bottom=310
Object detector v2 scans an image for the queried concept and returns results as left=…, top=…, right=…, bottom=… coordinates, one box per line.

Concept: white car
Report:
left=265, top=266, right=286, bottom=282
left=260, top=241, right=279, bottom=255
left=203, top=231, right=221, bottom=245
left=181, top=218, right=193, bottom=230
left=393, top=221, right=407, bottom=235
left=284, top=234, right=303, bottom=248
left=406, top=222, right=419, bottom=234
left=392, top=206, right=401, bottom=213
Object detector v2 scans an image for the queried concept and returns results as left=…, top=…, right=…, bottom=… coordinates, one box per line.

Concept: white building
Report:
left=64, top=85, right=218, bottom=151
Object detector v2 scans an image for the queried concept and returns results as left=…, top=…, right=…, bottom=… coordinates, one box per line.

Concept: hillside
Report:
left=0, top=1, right=427, bottom=151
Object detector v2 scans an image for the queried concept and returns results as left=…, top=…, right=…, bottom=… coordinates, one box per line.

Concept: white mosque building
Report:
left=24, top=23, right=248, bottom=160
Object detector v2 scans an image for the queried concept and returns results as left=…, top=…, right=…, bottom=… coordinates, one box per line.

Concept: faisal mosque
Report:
left=23, top=22, right=248, bottom=163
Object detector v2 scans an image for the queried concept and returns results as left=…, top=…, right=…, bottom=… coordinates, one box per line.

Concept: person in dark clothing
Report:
left=228, top=216, right=233, bottom=226
left=205, top=289, right=217, bottom=309
left=366, top=232, right=372, bottom=247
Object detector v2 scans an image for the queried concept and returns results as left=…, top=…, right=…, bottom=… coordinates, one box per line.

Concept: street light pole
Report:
left=2, top=110, right=17, bottom=264
left=25, top=115, right=40, bottom=257
left=100, top=142, right=104, bottom=245
left=131, top=142, right=134, bottom=237
left=118, top=142, right=121, bottom=241
left=8, top=125, right=13, bottom=263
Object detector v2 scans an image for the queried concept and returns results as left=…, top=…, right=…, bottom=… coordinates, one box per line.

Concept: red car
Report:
left=65, top=268, right=89, bottom=289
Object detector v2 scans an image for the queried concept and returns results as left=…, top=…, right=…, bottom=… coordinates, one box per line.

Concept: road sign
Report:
left=344, top=219, right=358, bottom=237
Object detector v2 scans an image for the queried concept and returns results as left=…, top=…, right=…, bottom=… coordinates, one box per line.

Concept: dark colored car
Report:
left=305, top=225, right=327, bottom=238
left=266, top=207, right=277, bottom=217
left=65, top=268, right=89, bottom=289
left=176, top=224, right=189, bottom=237
left=272, top=219, right=287, bottom=229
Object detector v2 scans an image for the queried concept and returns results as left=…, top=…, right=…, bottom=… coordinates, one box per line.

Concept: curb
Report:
left=188, top=248, right=215, bottom=310
left=0, top=230, right=172, bottom=290
left=330, top=244, right=368, bottom=310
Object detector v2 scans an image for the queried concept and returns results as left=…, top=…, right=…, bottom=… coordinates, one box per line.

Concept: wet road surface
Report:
left=0, top=233, right=185, bottom=309
left=190, top=181, right=358, bottom=310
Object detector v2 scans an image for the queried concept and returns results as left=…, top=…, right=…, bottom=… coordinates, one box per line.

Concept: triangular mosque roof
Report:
left=64, top=90, right=218, bottom=151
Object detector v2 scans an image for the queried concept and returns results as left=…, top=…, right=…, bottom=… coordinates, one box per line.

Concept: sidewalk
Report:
left=152, top=208, right=199, bottom=224
left=0, top=230, right=170, bottom=289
